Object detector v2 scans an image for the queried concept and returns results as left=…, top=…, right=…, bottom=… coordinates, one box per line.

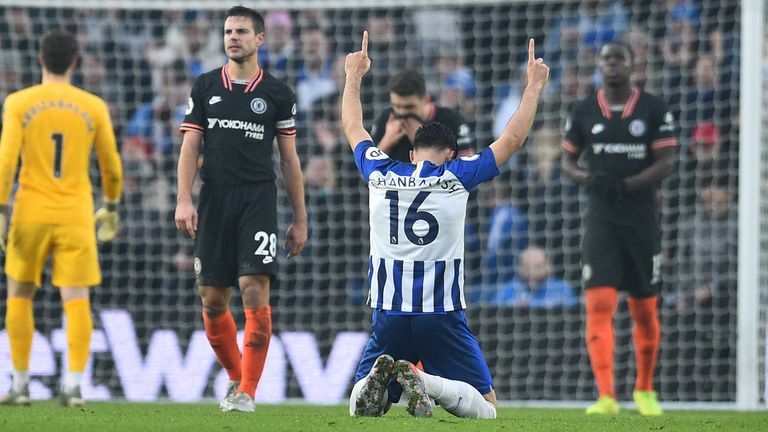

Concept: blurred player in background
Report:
left=561, top=41, right=677, bottom=416
left=342, top=32, right=549, bottom=419
left=174, top=6, right=307, bottom=413
left=0, top=29, right=123, bottom=407
left=371, top=69, right=475, bottom=162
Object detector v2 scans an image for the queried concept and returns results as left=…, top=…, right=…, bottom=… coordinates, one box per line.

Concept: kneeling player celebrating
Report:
left=341, top=32, right=549, bottom=419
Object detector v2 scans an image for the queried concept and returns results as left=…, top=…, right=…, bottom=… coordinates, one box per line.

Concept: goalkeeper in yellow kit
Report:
left=0, top=29, right=122, bottom=407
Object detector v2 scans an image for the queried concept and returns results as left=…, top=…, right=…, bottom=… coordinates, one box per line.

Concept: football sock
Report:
left=63, top=372, right=83, bottom=392
left=585, top=286, right=618, bottom=399
left=628, top=295, right=660, bottom=392
left=416, top=370, right=496, bottom=419
left=203, top=309, right=242, bottom=381
left=237, top=306, right=272, bottom=399
left=7, top=297, right=34, bottom=374
left=63, top=299, right=92, bottom=374
left=11, top=370, right=29, bottom=392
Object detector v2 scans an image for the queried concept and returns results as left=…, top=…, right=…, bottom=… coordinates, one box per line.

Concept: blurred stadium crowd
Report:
left=0, top=1, right=742, bottom=401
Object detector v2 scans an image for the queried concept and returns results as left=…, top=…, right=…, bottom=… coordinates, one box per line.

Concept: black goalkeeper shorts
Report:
left=194, top=182, right=278, bottom=287
left=580, top=217, right=661, bottom=298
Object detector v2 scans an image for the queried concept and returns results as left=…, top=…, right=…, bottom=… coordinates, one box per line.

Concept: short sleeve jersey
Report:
left=370, top=104, right=474, bottom=163
left=354, top=140, right=499, bottom=312
left=562, top=87, right=677, bottom=225
left=180, top=65, right=297, bottom=185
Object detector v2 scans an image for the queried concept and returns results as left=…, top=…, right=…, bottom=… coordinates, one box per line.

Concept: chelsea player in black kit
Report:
left=561, top=42, right=677, bottom=417
left=175, top=6, right=307, bottom=413
left=371, top=69, right=475, bottom=162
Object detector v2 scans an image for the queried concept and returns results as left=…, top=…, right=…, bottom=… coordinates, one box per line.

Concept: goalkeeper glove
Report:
left=586, top=171, right=625, bottom=203
left=94, top=201, right=119, bottom=242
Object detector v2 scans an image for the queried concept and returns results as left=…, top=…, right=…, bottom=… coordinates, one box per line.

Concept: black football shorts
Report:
left=580, top=217, right=661, bottom=298
left=194, top=182, right=278, bottom=287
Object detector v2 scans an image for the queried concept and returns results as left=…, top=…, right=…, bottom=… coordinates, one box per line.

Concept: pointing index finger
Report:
left=528, top=38, right=534, bottom=63
left=362, top=31, right=368, bottom=56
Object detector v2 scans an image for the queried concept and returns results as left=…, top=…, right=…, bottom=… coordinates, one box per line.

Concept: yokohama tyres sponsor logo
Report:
left=207, top=117, right=265, bottom=133
left=592, top=142, right=647, bottom=159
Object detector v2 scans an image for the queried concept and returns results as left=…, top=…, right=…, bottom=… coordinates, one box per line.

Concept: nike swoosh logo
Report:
left=209, top=97, right=222, bottom=105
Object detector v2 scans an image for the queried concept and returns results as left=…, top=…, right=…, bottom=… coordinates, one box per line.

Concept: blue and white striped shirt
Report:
left=354, top=140, right=499, bottom=312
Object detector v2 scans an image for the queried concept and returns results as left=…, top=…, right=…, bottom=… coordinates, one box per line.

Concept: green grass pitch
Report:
left=2, top=402, right=767, bottom=432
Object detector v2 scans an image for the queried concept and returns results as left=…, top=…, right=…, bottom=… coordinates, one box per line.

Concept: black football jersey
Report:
left=370, top=104, right=474, bottom=163
left=180, top=65, right=297, bottom=185
left=563, top=87, right=677, bottom=225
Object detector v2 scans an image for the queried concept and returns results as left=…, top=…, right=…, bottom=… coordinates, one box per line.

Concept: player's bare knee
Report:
left=202, top=303, right=228, bottom=318
left=240, top=289, right=263, bottom=309
left=239, top=275, right=269, bottom=308
left=59, top=287, right=89, bottom=303
left=201, top=295, right=228, bottom=317
left=199, top=286, right=230, bottom=317
left=197, top=284, right=209, bottom=299
left=7, top=277, right=36, bottom=299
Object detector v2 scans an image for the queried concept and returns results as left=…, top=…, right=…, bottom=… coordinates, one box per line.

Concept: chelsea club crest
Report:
left=629, top=119, right=646, bottom=137
left=250, top=98, right=267, bottom=114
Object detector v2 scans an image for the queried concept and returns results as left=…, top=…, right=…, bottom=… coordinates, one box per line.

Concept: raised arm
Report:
left=341, top=31, right=373, bottom=152
left=489, top=39, right=550, bottom=168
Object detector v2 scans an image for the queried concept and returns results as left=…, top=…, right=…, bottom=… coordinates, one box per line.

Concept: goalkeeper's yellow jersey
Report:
left=0, top=81, right=122, bottom=226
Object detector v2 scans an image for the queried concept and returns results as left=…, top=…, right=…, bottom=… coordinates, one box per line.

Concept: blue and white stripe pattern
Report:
left=354, top=140, right=499, bottom=313
left=368, top=257, right=465, bottom=312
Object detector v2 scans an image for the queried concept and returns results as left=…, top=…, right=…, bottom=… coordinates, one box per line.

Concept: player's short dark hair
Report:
left=39, top=29, right=78, bottom=75
left=388, top=69, right=426, bottom=98
left=226, top=6, right=265, bottom=34
left=601, top=41, right=634, bottom=64
left=413, top=122, right=458, bottom=156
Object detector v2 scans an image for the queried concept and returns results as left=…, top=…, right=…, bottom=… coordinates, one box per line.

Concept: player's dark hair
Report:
left=413, top=122, right=458, bottom=157
left=226, top=6, right=265, bottom=34
left=39, top=29, right=78, bottom=75
left=602, top=41, right=634, bottom=65
left=388, top=69, right=426, bottom=98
